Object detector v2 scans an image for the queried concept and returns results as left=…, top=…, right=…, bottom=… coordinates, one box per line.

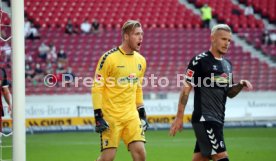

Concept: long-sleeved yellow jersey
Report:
left=92, top=46, right=146, bottom=121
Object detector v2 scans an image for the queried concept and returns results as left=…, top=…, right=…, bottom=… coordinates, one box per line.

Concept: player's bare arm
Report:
left=2, top=87, right=12, bottom=114
left=170, top=81, right=192, bottom=136
left=227, top=80, right=253, bottom=98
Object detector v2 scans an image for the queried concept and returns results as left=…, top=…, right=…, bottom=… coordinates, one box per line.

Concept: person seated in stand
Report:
left=33, top=64, right=45, bottom=85
left=244, top=5, right=254, bottom=16
left=38, top=42, right=50, bottom=61
left=262, top=29, right=272, bottom=45
left=57, top=49, right=68, bottom=67
left=26, top=23, right=40, bottom=40
left=80, top=18, right=92, bottom=34
left=92, top=19, right=101, bottom=34
left=65, top=18, right=78, bottom=34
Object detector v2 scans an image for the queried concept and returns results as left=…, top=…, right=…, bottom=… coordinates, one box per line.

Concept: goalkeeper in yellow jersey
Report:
left=92, top=20, right=148, bottom=161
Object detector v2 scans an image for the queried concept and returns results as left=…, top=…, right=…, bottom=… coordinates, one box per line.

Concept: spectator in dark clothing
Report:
left=33, top=64, right=45, bottom=85
left=25, top=64, right=35, bottom=81
left=92, top=19, right=101, bottom=34
left=232, top=8, right=241, bottom=16
left=65, top=19, right=78, bottom=34
left=262, top=29, right=272, bottom=45
left=38, top=42, right=50, bottom=61
left=57, top=49, right=68, bottom=66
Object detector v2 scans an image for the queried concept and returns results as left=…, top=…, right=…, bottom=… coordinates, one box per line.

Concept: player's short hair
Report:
left=121, top=20, right=142, bottom=36
left=211, top=24, right=232, bottom=35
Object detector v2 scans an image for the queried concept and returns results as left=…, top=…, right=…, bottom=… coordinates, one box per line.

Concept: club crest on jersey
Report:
left=226, top=65, right=230, bottom=72
left=186, top=69, right=194, bottom=79
left=138, top=64, right=142, bottom=71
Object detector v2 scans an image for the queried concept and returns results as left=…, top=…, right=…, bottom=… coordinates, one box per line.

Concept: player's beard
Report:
left=218, top=50, right=226, bottom=55
left=129, top=41, right=140, bottom=52
left=218, top=47, right=228, bottom=55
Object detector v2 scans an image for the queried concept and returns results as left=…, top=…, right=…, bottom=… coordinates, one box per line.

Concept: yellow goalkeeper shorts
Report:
left=100, top=116, right=145, bottom=151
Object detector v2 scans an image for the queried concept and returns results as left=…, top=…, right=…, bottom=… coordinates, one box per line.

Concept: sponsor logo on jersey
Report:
left=211, top=73, right=230, bottom=83
left=117, top=65, right=125, bottom=68
left=118, top=73, right=139, bottom=84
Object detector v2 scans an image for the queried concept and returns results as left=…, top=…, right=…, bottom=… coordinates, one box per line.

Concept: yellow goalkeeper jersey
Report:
left=92, top=46, right=146, bottom=121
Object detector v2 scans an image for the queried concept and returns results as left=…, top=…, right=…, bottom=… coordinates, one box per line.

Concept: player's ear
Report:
left=210, top=34, right=215, bottom=43
left=124, top=33, right=129, bottom=41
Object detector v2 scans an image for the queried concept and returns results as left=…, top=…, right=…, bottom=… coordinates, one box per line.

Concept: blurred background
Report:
left=0, top=0, right=276, bottom=130
left=0, top=0, right=276, bottom=160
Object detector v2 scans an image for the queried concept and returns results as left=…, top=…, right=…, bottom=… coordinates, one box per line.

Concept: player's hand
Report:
left=95, top=117, right=109, bottom=133
left=141, top=118, right=149, bottom=131
left=8, top=105, right=12, bottom=118
left=94, top=109, right=109, bottom=133
left=138, top=105, right=149, bottom=132
left=169, top=116, right=183, bottom=136
left=240, top=80, right=253, bottom=90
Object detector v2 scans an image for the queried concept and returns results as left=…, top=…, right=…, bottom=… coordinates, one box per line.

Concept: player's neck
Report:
left=209, top=48, right=223, bottom=59
left=120, top=44, right=134, bottom=55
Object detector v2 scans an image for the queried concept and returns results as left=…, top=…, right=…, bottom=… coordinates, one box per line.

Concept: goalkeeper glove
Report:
left=94, top=109, right=109, bottom=133
left=138, top=105, right=149, bottom=131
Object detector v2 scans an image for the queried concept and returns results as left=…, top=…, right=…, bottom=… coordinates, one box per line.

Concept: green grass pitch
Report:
left=1, top=128, right=276, bottom=161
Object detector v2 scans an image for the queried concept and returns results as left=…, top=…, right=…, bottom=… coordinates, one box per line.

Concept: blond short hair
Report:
left=211, top=24, right=232, bottom=35
left=121, top=20, right=142, bottom=36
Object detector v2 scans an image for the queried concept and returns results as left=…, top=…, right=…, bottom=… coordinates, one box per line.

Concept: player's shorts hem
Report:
left=128, top=140, right=146, bottom=145
left=192, top=121, right=226, bottom=157
left=127, top=140, right=146, bottom=151
left=101, top=147, right=117, bottom=152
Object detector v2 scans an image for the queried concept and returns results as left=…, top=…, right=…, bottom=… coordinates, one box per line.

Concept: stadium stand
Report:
left=11, top=0, right=275, bottom=95
left=187, top=0, right=265, bottom=32
left=238, top=28, right=276, bottom=58
left=239, top=0, right=276, bottom=23
left=24, top=0, right=202, bottom=29
left=227, top=0, right=276, bottom=60
left=23, top=28, right=276, bottom=95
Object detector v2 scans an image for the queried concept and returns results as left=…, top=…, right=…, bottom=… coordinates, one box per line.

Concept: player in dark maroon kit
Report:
left=0, top=68, right=12, bottom=133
